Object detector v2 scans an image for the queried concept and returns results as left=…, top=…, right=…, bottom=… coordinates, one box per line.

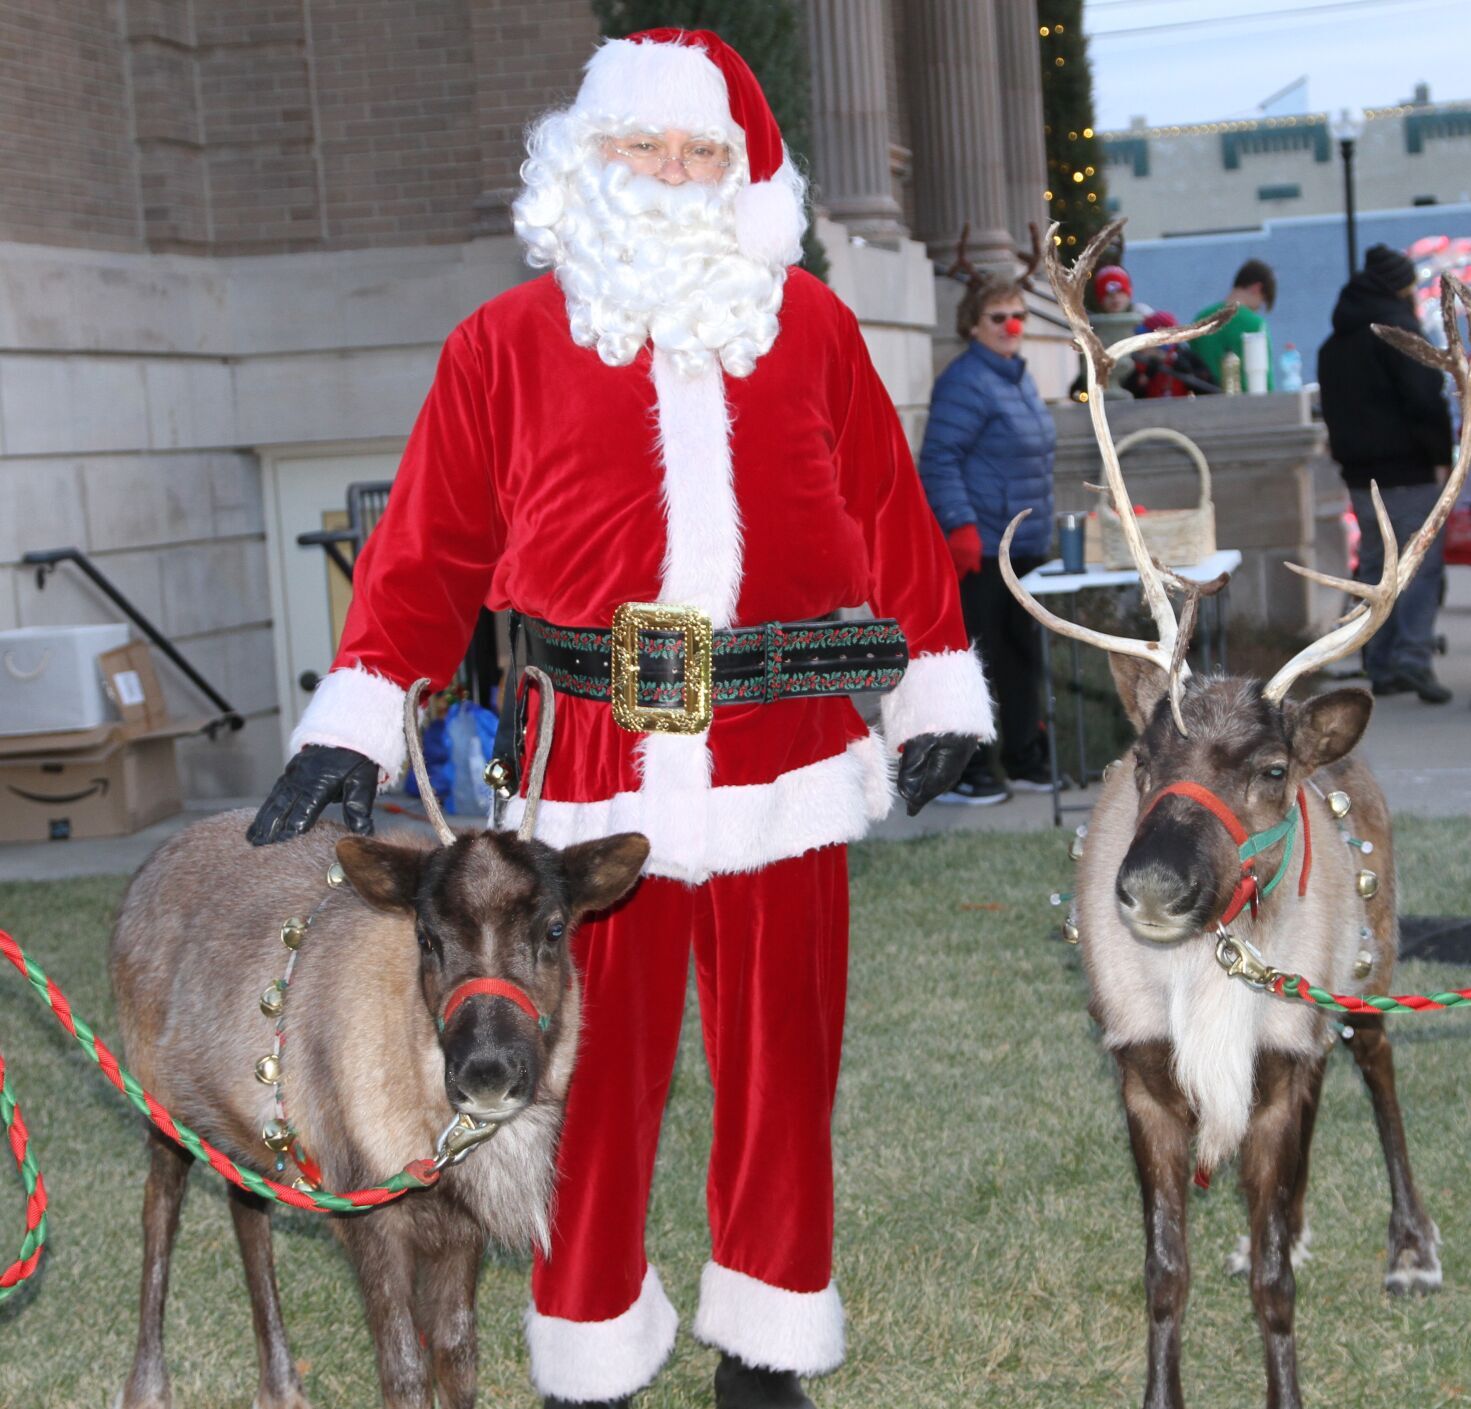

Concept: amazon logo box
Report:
left=0, top=719, right=195, bottom=843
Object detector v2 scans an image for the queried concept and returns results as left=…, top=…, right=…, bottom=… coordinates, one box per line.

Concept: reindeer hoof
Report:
left=1385, top=1221, right=1443, bottom=1296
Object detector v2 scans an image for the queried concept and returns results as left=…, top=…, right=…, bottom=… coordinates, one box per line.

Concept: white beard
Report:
left=515, top=134, right=785, bottom=379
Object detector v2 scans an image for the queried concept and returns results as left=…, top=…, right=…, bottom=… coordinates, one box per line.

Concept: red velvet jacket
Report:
left=293, top=270, right=993, bottom=881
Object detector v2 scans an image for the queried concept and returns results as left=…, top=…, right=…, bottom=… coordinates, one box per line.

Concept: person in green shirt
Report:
left=1191, top=258, right=1277, bottom=389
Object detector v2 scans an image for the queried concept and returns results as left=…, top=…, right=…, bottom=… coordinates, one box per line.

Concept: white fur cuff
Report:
left=289, top=665, right=408, bottom=783
left=525, top=1265, right=679, bottom=1402
left=693, top=1261, right=845, bottom=1376
left=880, top=648, right=996, bottom=748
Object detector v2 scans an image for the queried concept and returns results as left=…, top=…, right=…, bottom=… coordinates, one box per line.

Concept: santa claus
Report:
left=249, top=28, right=993, bottom=1409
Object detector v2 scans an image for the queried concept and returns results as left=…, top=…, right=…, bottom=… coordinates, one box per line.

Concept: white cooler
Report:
left=0, top=624, right=132, bottom=736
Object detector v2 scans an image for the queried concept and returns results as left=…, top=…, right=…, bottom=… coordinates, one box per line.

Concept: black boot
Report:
left=544, top=1399, right=631, bottom=1409
left=714, top=1353, right=815, bottom=1409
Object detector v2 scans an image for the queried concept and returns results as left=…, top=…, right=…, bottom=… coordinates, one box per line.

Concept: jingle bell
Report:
left=261, top=1118, right=295, bottom=1153
left=254, top=1053, right=282, bottom=1085
left=280, top=917, right=308, bottom=950
left=259, top=981, right=286, bottom=1017
left=484, top=757, right=512, bottom=798
left=1327, top=791, right=1351, bottom=819
left=1068, top=834, right=1086, bottom=862
left=326, top=860, right=347, bottom=888
left=1356, top=869, right=1379, bottom=899
left=1353, top=948, right=1374, bottom=980
left=292, top=1177, right=316, bottom=1193
left=1062, top=917, right=1081, bottom=945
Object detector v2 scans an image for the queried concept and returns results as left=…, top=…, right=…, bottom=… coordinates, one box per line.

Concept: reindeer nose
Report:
left=451, top=1051, right=531, bottom=1114
left=1115, top=864, right=1200, bottom=942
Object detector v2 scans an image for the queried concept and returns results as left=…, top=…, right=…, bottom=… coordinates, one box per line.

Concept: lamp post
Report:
left=1329, top=107, right=1365, bottom=279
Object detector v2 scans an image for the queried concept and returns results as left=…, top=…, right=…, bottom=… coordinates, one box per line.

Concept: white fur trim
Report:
left=503, top=733, right=892, bottom=884
left=576, top=37, right=735, bottom=139
left=650, top=350, right=741, bottom=628
left=525, top=1264, right=678, bottom=1402
left=734, top=158, right=807, bottom=267
left=693, top=1261, right=845, bottom=1376
left=289, top=665, right=407, bottom=782
left=879, top=648, right=995, bottom=749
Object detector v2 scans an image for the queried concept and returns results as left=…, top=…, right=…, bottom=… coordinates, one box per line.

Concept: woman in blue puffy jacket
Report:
left=917, top=270, right=1057, bottom=804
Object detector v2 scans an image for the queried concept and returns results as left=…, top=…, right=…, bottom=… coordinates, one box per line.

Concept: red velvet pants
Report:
left=528, top=846, right=849, bottom=1390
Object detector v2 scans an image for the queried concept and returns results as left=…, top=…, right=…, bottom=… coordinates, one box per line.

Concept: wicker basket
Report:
left=1094, top=427, right=1216, bottom=569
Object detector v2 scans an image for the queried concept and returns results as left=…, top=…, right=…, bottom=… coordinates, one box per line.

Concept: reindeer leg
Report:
left=1117, top=1042, right=1193, bottom=1409
left=1239, top=1052, right=1324, bottom=1409
left=120, top=1131, right=193, bottom=1409
left=337, top=1208, right=431, bottom=1409
left=413, top=1222, right=483, bottom=1409
left=1344, top=1015, right=1442, bottom=1293
left=226, top=1186, right=311, bottom=1409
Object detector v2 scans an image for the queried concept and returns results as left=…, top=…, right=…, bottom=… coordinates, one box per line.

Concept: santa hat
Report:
left=572, top=28, right=806, bottom=268
left=1093, top=265, right=1132, bottom=301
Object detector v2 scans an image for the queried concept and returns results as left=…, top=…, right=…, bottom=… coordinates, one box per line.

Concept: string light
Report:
left=1072, top=170, right=1084, bottom=182
left=1039, top=24, right=1050, bottom=36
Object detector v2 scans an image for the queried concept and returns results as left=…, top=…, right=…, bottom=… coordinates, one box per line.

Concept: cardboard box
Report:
left=0, top=719, right=201, bottom=843
left=0, top=624, right=131, bottom=735
left=98, top=641, right=170, bottom=736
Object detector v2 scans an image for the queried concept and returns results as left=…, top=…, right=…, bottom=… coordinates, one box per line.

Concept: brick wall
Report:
left=0, top=1, right=142, bottom=250
left=1, top=0, right=599, bottom=255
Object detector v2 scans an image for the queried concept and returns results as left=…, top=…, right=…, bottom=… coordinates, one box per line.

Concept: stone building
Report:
left=0, top=1, right=1052, bottom=800
left=1100, top=90, right=1471, bottom=240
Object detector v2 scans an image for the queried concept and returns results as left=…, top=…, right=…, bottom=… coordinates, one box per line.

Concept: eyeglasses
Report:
left=986, top=310, right=1028, bottom=326
left=605, top=138, right=733, bottom=180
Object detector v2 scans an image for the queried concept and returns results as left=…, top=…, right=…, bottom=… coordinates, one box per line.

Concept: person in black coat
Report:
left=1318, top=244, right=1455, bottom=703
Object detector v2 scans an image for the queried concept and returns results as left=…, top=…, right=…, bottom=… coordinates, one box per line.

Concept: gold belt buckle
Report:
left=610, top=602, right=714, bottom=734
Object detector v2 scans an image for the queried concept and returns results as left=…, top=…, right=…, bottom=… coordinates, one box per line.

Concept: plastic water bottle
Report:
left=447, top=701, right=491, bottom=817
left=1279, top=343, right=1303, bottom=392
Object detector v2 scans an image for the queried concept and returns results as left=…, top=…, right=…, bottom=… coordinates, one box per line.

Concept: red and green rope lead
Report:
left=1, top=927, right=443, bottom=1301
left=1269, top=973, right=1471, bottom=1014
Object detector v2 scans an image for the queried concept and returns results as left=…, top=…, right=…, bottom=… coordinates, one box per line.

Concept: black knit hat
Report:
left=1362, top=244, right=1417, bottom=295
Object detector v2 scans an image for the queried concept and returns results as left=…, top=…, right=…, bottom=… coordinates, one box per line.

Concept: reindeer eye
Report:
left=415, top=921, right=441, bottom=957
left=1263, top=765, right=1287, bottom=781
left=547, top=920, right=566, bottom=943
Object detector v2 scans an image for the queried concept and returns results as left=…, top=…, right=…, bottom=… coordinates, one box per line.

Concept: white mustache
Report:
left=596, top=163, right=731, bottom=226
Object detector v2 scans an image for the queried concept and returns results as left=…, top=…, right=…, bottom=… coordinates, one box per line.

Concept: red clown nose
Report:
left=1003, top=317, right=1024, bottom=338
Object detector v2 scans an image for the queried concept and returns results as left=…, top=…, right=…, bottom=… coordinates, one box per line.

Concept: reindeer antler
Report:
left=999, top=219, right=1237, bottom=734
left=405, top=679, right=457, bottom=847
left=947, top=221, right=1046, bottom=293
left=1262, top=274, right=1471, bottom=702
left=1017, top=221, right=1044, bottom=293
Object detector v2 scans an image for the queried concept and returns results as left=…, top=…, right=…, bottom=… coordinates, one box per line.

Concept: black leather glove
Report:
left=895, top=733, right=979, bottom=817
left=245, top=744, right=379, bottom=846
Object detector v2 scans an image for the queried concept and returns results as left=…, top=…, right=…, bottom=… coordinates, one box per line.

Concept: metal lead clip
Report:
left=1214, top=926, right=1277, bottom=989
left=432, top=1111, right=502, bottom=1171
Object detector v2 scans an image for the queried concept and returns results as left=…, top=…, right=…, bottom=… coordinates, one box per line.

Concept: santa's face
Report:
left=597, top=129, right=733, bottom=187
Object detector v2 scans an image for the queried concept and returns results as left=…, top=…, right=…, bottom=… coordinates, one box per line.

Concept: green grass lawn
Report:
left=1, top=818, right=1468, bottom=1407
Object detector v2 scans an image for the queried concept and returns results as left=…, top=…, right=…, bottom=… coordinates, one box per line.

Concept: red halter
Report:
left=1141, top=782, right=1312, bottom=927
left=441, top=977, right=543, bottom=1029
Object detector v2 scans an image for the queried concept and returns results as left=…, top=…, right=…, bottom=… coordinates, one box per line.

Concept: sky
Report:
left=1084, top=0, right=1469, bottom=132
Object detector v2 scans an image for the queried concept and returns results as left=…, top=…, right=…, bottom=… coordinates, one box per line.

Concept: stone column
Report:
left=994, top=1, right=1049, bottom=252
left=806, top=0, right=907, bottom=242
left=904, top=0, right=1012, bottom=264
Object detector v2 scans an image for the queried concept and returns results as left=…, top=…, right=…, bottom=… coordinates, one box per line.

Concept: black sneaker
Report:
left=936, top=775, right=1011, bottom=806
left=1392, top=666, right=1452, bottom=705
left=1005, top=764, right=1070, bottom=793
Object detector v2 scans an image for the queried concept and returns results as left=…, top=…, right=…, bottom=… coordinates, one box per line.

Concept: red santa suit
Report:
left=290, top=30, right=993, bottom=1404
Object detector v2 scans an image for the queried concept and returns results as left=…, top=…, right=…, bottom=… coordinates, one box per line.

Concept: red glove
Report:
left=947, top=524, right=983, bottom=577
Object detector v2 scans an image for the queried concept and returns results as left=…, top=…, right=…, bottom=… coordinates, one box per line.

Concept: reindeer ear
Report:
left=1290, top=688, right=1373, bottom=770
left=335, top=836, right=427, bottom=914
left=1109, top=655, right=1170, bottom=733
left=559, top=833, right=650, bottom=918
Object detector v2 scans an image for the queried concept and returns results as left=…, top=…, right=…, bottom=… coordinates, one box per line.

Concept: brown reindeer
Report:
left=1001, top=221, right=1470, bottom=1409
left=109, top=679, right=649, bottom=1409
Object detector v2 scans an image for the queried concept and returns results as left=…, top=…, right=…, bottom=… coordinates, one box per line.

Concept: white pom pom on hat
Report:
left=573, top=27, right=806, bottom=269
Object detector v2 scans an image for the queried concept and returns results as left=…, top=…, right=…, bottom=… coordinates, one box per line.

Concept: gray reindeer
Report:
left=110, top=678, right=648, bottom=1409
left=1000, top=222, right=1469, bottom=1409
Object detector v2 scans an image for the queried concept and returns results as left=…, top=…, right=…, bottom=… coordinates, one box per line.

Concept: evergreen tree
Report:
left=590, top=0, right=827, bottom=279
left=1038, top=0, right=1109, bottom=262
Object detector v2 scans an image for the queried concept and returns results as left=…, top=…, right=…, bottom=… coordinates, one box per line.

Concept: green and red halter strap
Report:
left=1144, top=781, right=1311, bottom=926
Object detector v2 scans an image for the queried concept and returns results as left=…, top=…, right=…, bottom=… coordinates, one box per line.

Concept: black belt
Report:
left=519, top=606, right=907, bottom=735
